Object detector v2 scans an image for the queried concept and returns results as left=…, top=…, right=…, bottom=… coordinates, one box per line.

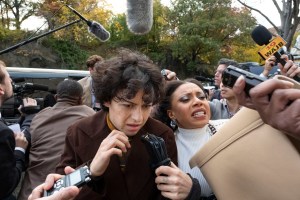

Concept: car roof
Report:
left=7, top=67, right=89, bottom=80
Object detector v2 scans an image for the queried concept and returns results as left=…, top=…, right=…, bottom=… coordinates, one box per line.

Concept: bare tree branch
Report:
left=236, top=0, right=300, bottom=50
left=272, top=0, right=282, bottom=15
left=236, top=0, right=280, bottom=32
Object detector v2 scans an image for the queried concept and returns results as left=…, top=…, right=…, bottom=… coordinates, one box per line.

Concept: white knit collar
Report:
left=176, top=124, right=209, bottom=136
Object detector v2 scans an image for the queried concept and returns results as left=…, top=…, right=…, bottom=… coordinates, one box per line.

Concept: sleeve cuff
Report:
left=259, top=73, right=268, bottom=79
left=15, top=147, right=26, bottom=154
left=185, top=173, right=202, bottom=200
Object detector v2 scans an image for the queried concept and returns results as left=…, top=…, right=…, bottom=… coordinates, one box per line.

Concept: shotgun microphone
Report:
left=126, top=0, right=153, bottom=35
left=66, top=5, right=110, bottom=42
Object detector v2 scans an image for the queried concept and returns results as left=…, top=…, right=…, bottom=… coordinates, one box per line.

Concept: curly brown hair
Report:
left=92, top=49, right=164, bottom=111
left=86, top=55, right=104, bottom=69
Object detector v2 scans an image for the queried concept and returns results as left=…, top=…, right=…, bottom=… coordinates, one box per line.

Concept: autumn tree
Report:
left=1, top=0, right=38, bottom=30
left=0, top=1, right=10, bottom=28
left=163, top=0, right=256, bottom=76
left=38, top=0, right=112, bottom=44
left=237, top=0, right=300, bottom=50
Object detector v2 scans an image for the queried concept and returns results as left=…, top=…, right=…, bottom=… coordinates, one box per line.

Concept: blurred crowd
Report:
left=1, top=48, right=300, bottom=200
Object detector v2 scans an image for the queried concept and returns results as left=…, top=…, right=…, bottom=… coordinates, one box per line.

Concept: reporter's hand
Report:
left=262, top=56, right=276, bottom=77
left=14, top=132, right=28, bottom=149
left=161, top=69, right=178, bottom=81
left=155, top=162, right=192, bottom=200
left=28, top=185, right=79, bottom=200
left=233, top=77, right=300, bottom=139
left=277, top=55, right=300, bottom=78
left=28, top=166, right=78, bottom=200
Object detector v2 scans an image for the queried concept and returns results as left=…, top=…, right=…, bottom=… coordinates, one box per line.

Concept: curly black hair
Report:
left=153, top=78, right=205, bottom=131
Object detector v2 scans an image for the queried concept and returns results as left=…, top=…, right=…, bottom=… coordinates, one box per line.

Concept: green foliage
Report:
left=39, top=0, right=112, bottom=46
left=1, top=0, right=285, bottom=78
left=166, top=0, right=256, bottom=75
left=0, top=25, right=28, bottom=43
left=42, top=37, right=88, bottom=69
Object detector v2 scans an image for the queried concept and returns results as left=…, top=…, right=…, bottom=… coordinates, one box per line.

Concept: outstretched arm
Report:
left=233, top=76, right=300, bottom=140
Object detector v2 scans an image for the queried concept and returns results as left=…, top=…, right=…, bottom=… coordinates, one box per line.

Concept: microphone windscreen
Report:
left=126, top=0, right=153, bottom=35
left=251, top=25, right=272, bottom=46
left=88, top=21, right=110, bottom=42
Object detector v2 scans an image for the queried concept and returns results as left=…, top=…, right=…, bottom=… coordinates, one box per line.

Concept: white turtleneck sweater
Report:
left=175, top=119, right=228, bottom=197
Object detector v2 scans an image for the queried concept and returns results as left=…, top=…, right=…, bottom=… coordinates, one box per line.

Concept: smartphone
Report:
left=222, top=65, right=267, bottom=95
left=43, top=166, right=91, bottom=197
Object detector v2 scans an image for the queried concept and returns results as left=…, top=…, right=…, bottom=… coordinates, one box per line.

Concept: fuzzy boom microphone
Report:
left=88, top=21, right=110, bottom=42
left=66, top=5, right=110, bottom=42
left=126, top=0, right=153, bottom=35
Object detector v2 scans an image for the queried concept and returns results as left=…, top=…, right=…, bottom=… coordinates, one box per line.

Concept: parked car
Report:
left=238, top=62, right=279, bottom=75
left=2, top=67, right=89, bottom=124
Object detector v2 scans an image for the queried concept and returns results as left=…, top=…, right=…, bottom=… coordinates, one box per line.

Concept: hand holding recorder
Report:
left=43, top=166, right=91, bottom=197
left=29, top=166, right=80, bottom=200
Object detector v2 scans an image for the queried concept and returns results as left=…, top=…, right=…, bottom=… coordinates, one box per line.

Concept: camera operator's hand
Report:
left=233, top=76, right=300, bottom=140
left=89, top=130, right=131, bottom=177
left=18, top=97, right=39, bottom=115
left=23, top=97, right=38, bottom=107
left=28, top=166, right=79, bottom=200
left=155, top=162, right=193, bottom=200
left=14, top=132, right=28, bottom=149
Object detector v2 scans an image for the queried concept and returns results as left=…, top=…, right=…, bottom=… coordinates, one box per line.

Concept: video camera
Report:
left=13, top=82, right=49, bottom=96
left=0, top=82, right=50, bottom=124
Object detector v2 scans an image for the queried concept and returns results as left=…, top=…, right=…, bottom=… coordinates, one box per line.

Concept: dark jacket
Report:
left=0, top=121, right=26, bottom=199
left=56, top=110, right=178, bottom=200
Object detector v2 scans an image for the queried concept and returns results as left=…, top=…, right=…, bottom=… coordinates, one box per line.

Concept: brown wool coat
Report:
left=78, top=76, right=93, bottom=108
left=56, top=110, right=178, bottom=200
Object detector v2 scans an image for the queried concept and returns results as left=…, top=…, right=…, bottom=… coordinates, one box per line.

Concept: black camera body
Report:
left=222, top=65, right=266, bottom=95
left=141, top=133, right=171, bottom=169
left=0, top=82, right=49, bottom=124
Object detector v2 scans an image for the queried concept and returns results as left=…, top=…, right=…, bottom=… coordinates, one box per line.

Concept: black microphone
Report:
left=23, top=83, right=48, bottom=91
left=12, top=77, right=25, bottom=83
left=66, top=5, right=110, bottom=42
left=251, top=25, right=286, bottom=66
left=195, top=75, right=214, bottom=82
left=126, top=0, right=153, bottom=35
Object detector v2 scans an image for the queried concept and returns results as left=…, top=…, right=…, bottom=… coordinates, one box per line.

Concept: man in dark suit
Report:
left=0, top=60, right=28, bottom=200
